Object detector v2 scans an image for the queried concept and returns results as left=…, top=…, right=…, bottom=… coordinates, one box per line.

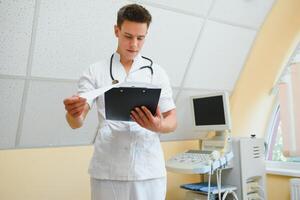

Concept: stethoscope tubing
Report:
left=110, top=53, right=153, bottom=84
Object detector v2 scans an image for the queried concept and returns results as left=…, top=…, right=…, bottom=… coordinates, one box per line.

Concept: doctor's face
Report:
left=115, top=20, right=148, bottom=61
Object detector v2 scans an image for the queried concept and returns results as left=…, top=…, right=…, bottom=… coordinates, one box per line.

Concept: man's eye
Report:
left=137, top=37, right=144, bottom=41
left=125, top=35, right=132, bottom=39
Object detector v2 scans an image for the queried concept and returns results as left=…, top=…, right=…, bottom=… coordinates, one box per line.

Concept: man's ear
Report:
left=114, top=25, right=120, bottom=37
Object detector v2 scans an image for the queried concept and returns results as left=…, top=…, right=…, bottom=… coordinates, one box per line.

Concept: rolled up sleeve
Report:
left=157, top=67, right=176, bottom=113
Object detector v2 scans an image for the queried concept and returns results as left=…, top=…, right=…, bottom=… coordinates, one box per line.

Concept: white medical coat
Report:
left=78, top=52, right=175, bottom=181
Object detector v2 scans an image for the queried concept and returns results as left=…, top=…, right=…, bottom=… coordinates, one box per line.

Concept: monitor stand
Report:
left=201, top=130, right=231, bottom=155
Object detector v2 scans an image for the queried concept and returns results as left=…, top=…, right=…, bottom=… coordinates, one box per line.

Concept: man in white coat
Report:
left=63, top=4, right=177, bottom=200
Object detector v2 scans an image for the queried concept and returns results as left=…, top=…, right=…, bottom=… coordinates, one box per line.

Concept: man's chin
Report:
left=126, top=52, right=138, bottom=60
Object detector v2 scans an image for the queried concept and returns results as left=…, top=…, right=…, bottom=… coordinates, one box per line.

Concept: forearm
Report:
left=159, top=110, right=177, bottom=134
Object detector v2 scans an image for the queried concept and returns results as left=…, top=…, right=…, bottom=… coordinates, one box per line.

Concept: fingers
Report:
left=131, top=114, right=144, bottom=127
left=131, top=108, right=145, bottom=127
left=64, top=96, right=85, bottom=106
left=65, top=100, right=86, bottom=111
left=141, top=106, right=155, bottom=123
left=130, top=106, right=158, bottom=127
left=130, top=106, right=164, bottom=132
left=70, top=110, right=83, bottom=118
left=131, top=107, right=150, bottom=126
left=63, top=95, right=86, bottom=117
left=68, top=102, right=86, bottom=116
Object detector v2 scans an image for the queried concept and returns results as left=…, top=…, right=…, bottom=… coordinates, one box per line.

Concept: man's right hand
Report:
left=63, top=95, right=87, bottom=118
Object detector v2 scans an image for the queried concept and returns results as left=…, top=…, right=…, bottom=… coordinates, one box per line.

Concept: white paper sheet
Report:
left=79, top=84, right=120, bottom=100
left=79, top=82, right=159, bottom=101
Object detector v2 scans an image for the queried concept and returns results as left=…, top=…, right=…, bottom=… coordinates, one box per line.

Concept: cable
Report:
left=222, top=190, right=229, bottom=200
left=207, top=161, right=214, bottom=200
left=207, top=172, right=211, bottom=200
left=231, top=191, right=238, bottom=200
left=216, top=169, right=222, bottom=200
left=219, top=169, right=222, bottom=199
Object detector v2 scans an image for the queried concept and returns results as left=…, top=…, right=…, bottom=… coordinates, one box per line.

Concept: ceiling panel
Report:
left=19, top=80, right=98, bottom=147
left=161, top=89, right=214, bottom=141
left=183, top=20, right=256, bottom=91
left=0, top=79, right=25, bottom=149
left=31, top=0, right=127, bottom=79
left=0, top=0, right=35, bottom=76
left=141, top=5, right=204, bottom=87
left=210, top=0, right=275, bottom=29
left=140, top=0, right=213, bottom=17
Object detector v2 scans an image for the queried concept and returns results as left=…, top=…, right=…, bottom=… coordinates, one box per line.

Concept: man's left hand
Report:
left=130, top=106, right=163, bottom=132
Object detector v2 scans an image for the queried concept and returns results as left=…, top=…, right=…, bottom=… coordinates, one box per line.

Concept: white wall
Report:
left=0, top=0, right=275, bottom=148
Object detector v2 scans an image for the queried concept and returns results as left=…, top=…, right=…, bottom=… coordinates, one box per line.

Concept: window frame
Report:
left=265, top=98, right=300, bottom=177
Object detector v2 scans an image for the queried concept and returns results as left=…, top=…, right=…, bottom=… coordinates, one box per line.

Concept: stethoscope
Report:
left=110, top=53, right=154, bottom=84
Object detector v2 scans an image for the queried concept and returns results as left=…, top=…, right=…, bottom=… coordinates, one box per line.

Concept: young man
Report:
left=63, top=4, right=177, bottom=200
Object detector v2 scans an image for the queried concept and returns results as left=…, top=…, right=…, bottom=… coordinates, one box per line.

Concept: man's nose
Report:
left=130, top=38, right=138, bottom=48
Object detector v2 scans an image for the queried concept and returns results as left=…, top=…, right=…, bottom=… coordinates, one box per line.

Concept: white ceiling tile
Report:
left=210, top=0, right=275, bottom=29
left=31, top=0, right=127, bottom=79
left=140, top=0, right=213, bottom=16
left=0, top=0, right=35, bottom=76
left=161, top=89, right=213, bottom=141
left=19, top=81, right=98, bottom=147
left=0, top=79, right=25, bottom=149
left=184, top=20, right=256, bottom=91
left=141, top=5, right=204, bottom=87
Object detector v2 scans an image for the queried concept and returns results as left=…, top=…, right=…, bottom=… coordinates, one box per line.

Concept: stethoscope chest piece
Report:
left=112, top=79, right=119, bottom=84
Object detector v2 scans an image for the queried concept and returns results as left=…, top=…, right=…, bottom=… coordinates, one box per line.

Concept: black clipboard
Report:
left=104, top=87, right=161, bottom=121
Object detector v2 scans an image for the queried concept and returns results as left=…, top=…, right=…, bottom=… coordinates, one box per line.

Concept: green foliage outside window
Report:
left=272, top=121, right=300, bottom=162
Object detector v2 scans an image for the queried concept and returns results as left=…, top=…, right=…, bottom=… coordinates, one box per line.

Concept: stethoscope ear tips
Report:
left=112, top=80, right=119, bottom=84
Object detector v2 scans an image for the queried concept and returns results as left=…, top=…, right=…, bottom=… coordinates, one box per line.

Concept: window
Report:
left=266, top=103, right=300, bottom=177
left=267, top=104, right=300, bottom=162
left=266, top=44, right=300, bottom=177
left=266, top=74, right=300, bottom=177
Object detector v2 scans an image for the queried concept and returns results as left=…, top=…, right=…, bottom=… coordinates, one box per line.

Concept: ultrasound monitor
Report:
left=191, top=92, right=232, bottom=132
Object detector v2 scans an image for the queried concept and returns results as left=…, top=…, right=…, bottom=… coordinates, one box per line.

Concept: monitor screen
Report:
left=191, top=92, right=231, bottom=131
left=193, top=95, right=225, bottom=125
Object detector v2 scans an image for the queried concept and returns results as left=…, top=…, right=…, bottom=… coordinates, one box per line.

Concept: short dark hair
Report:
left=117, top=4, right=152, bottom=28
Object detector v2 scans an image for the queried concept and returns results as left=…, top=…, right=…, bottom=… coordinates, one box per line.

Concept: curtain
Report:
left=278, top=63, right=300, bottom=157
